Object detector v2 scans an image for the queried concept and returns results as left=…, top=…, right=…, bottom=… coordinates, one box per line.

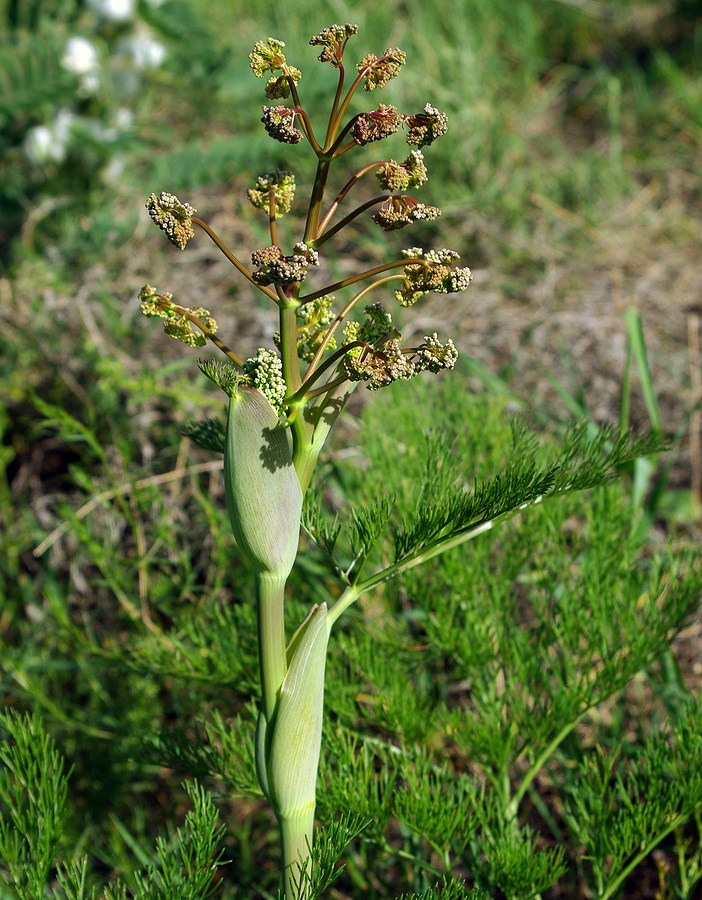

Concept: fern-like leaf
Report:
left=183, top=417, right=226, bottom=453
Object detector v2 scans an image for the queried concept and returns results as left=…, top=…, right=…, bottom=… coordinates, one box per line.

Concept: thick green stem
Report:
left=304, top=160, right=332, bottom=243
left=296, top=380, right=360, bottom=495
left=280, top=807, right=316, bottom=900
left=279, top=301, right=313, bottom=472
left=256, top=571, right=288, bottom=724
left=280, top=303, right=303, bottom=395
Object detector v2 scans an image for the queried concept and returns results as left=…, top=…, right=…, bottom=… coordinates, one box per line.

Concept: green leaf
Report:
left=283, top=813, right=370, bottom=900
left=183, top=417, right=226, bottom=453
left=0, top=712, right=69, bottom=899
left=564, top=697, right=702, bottom=899
left=393, top=423, right=666, bottom=565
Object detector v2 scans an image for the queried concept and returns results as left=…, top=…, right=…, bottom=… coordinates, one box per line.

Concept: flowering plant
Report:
left=141, top=24, right=666, bottom=899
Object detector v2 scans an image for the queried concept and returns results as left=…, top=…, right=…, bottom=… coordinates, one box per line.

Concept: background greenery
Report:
left=1, top=0, right=701, bottom=896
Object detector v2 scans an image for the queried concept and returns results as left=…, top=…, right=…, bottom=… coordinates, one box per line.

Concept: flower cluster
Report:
left=415, top=332, right=459, bottom=372
left=143, top=26, right=470, bottom=418
left=249, top=38, right=302, bottom=100
left=281, top=296, right=337, bottom=362
left=139, top=284, right=217, bottom=347
left=247, top=170, right=296, bottom=217
left=343, top=327, right=458, bottom=391
left=252, top=243, right=319, bottom=287
left=357, top=47, right=406, bottom=91
left=375, top=150, right=428, bottom=192
left=309, top=23, right=358, bottom=65
left=343, top=302, right=396, bottom=349
left=249, top=38, right=288, bottom=76
left=261, top=106, right=304, bottom=144
left=404, top=104, right=449, bottom=148
left=394, top=248, right=473, bottom=306
left=145, top=191, right=197, bottom=249
left=372, top=197, right=442, bottom=231
left=351, top=104, right=401, bottom=145
left=242, top=348, right=287, bottom=411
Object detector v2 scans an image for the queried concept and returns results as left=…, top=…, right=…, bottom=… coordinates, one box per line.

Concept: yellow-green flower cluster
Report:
left=145, top=191, right=196, bottom=250
left=247, top=170, right=296, bottom=217
left=138, top=285, right=217, bottom=347
left=375, top=150, right=428, bottom=192
left=251, top=242, right=319, bottom=287
left=372, top=196, right=441, bottom=231
left=342, top=322, right=457, bottom=390
left=394, top=247, right=473, bottom=307
left=309, top=23, right=358, bottom=65
left=342, top=302, right=395, bottom=349
left=292, top=295, right=337, bottom=362
left=357, top=47, right=406, bottom=91
left=261, top=106, right=303, bottom=144
left=242, top=348, right=287, bottom=411
left=404, top=103, right=449, bottom=148
left=249, top=38, right=287, bottom=76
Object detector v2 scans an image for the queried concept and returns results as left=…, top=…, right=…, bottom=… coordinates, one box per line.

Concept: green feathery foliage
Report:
left=0, top=711, right=69, bottom=899
left=282, top=813, right=371, bottom=900
left=397, top=880, right=489, bottom=900
left=183, top=416, right=226, bottom=453
left=564, top=698, right=702, bottom=899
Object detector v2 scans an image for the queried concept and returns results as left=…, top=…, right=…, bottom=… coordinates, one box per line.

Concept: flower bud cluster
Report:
left=357, top=47, right=406, bottom=91
left=309, top=23, right=358, bottom=65
left=344, top=338, right=413, bottom=390
left=247, top=170, right=296, bottom=217
left=404, top=103, right=449, bottom=148
left=242, top=348, right=287, bottom=411
left=139, top=284, right=216, bottom=347
left=342, top=303, right=400, bottom=389
left=251, top=242, right=319, bottom=287
left=145, top=191, right=196, bottom=249
left=352, top=104, right=401, bottom=145
left=283, top=295, right=337, bottom=362
left=261, top=106, right=303, bottom=144
left=415, top=332, right=459, bottom=372
left=249, top=38, right=302, bottom=99
left=394, top=247, right=473, bottom=307
left=375, top=150, right=428, bottom=192
left=264, top=72, right=301, bottom=100
left=372, top=196, right=442, bottom=231
left=249, top=38, right=288, bottom=77
left=343, top=301, right=395, bottom=348
left=343, top=328, right=458, bottom=391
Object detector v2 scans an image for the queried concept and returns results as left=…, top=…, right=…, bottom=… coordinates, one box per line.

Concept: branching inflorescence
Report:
left=141, top=24, right=471, bottom=422
left=140, top=24, right=472, bottom=900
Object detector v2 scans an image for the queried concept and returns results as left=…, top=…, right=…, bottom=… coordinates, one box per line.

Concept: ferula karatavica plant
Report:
left=140, top=24, right=655, bottom=899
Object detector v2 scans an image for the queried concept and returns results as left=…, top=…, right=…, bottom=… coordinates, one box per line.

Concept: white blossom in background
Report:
left=27, top=9, right=168, bottom=177
left=24, top=125, right=61, bottom=165
left=104, top=155, right=126, bottom=182
left=85, top=0, right=136, bottom=22
left=114, top=107, right=135, bottom=130
left=23, top=110, right=75, bottom=165
left=118, top=30, right=167, bottom=70
left=62, top=36, right=101, bottom=93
